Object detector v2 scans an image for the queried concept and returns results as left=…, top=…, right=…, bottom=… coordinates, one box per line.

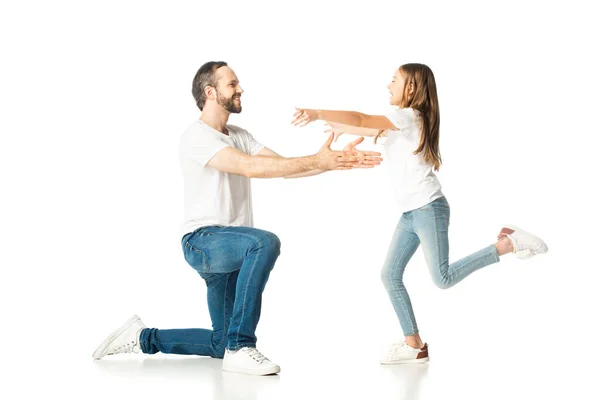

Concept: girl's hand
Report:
left=291, top=108, right=318, bottom=127
left=324, top=121, right=354, bottom=142
left=343, top=137, right=383, bottom=168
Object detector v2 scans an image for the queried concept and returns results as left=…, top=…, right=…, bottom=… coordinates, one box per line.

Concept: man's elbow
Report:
left=237, top=157, right=258, bottom=178
left=242, top=167, right=256, bottom=178
left=241, top=164, right=265, bottom=179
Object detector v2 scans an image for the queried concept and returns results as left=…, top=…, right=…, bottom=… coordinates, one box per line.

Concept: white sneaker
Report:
left=515, top=249, right=535, bottom=260
left=92, top=315, right=146, bottom=360
left=380, top=342, right=429, bottom=364
left=222, top=347, right=280, bottom=375
left=498, top=224, right=548, bottom=258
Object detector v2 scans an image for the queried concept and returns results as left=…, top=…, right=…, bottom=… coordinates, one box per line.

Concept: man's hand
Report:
left=315, top=133, right=361, bottom=170
left=343, top=137, right=383, bottom=168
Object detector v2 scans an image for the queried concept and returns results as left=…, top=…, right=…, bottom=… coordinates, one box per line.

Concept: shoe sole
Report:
left=515, top=249, right=534, bottom=259
left=222, top=364, right=281, bottom=376
left=92, top=315, right=141, bottom=360
left=380, top=357, right=430, bottom=364
left=502, top=224, right=548, bottom=255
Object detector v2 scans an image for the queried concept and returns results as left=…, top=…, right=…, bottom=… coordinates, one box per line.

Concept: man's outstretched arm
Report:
left=206, top=134, right=359, bottom=179
left=256, top=147, right=326, bottom=179
left=258, top=139, right=383, bottom=179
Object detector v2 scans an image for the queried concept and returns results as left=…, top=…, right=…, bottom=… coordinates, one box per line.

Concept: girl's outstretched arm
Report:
left=324, top=121, right=385, bottom=142
left=292, top=108, right=396, bottom=130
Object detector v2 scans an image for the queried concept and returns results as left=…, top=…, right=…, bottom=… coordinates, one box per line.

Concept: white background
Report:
left=1, top=0, right=599, bottom=399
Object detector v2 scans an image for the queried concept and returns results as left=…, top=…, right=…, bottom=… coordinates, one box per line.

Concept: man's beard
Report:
left=217, top=90, right=242, bottom=113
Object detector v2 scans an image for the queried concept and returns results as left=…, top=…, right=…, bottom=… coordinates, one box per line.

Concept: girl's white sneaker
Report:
left=380, top=342, right=429, bottom=364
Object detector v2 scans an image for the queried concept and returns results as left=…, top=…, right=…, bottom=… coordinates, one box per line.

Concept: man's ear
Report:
left=204, top=85, right=215, bottom=101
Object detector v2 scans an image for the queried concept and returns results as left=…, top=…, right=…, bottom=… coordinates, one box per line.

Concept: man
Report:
left=92, top=61, right=382, bottom=375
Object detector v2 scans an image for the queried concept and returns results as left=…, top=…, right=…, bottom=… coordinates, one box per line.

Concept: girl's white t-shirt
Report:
left=382, top=107, right=444, bottom=213
left=178, top=120, right=265, bottom=237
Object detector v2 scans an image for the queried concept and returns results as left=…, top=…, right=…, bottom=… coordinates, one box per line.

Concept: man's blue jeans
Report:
left=139, top=226, right=281, bottom=358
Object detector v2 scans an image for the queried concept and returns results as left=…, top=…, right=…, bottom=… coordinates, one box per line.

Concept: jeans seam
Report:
left=454, top=251, right=494, bottom=278
left=216, top=274, right=231, bottom=350
left=185, top=241, right=211, bottom=272
left=212, top=231, right=266, bottom=256
left=433, top=206, right=453, bottom=286
left=234, top=249, right=260, bottom=348
left=149, top=340, right=212, bottom=348
left=433, top=207, right=443, bottom=284
left=491, top=244, right=500, bottom=262
left=228, top=343, right=253, bottom=350
left=387, top=230, right=419, bottom=336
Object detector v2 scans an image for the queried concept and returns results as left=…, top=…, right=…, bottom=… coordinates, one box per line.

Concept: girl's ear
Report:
left=408, top=83, right=414, bottom=95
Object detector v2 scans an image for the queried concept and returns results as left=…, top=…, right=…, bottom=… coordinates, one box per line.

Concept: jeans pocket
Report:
left=183, top=241, right=210, bottom=273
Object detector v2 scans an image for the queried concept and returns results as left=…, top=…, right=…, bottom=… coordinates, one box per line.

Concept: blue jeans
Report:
left=139, top=226, right=281, bottom=358
left=381, top=197, right=500, bottom=336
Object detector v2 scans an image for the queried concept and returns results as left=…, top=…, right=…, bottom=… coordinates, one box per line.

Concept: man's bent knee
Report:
left=255, top=230, right=281, bottom=255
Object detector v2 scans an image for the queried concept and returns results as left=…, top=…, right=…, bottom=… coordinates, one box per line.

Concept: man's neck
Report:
left=200, top=107, right=230, bottom=135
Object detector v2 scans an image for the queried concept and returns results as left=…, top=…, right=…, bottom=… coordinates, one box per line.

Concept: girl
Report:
left=291, top=63, right=548, bottom=364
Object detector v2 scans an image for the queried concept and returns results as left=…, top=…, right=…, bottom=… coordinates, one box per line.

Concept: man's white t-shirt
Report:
left=179, top=120, right=265, bottom=237
left=383, top=107, right=444, bottom=213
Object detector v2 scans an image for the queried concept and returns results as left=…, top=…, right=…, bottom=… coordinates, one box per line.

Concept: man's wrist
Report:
left=307, top=154, right=321, bottom=170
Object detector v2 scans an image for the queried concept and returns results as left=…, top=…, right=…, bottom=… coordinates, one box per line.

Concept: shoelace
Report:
left=390, top=342, right=407, bottom=353
left=108, top=340, right=137, bottom=355
left=243, top=347, right=268, bottom=364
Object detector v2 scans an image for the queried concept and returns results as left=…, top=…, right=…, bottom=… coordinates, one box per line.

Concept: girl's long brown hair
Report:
left=376, top=63, right=442, bottom=171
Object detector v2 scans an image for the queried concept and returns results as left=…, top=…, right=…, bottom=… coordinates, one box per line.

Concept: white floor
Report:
left=14, top=327, right=597, bottom=400
left=7, top=221, right=599, bottom=399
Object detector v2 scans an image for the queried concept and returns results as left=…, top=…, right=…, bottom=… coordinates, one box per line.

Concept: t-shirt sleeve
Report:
left=244, top=131, right=265, bottom=156
left=384, top=107, right=415, bottom=131
left=183, top=131, right=230, bottom=167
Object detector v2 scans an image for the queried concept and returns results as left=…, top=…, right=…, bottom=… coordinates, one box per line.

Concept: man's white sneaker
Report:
left=380, top=342, right=429, bottom=364
left=222, top=347, right=280, bottom=375
left=92, top=315, right=146, bottom=360
left=498, top=224, right=548, bottom=258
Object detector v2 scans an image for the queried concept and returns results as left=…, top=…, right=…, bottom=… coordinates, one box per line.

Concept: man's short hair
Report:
left=192, top=61, right=228, bottom=110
